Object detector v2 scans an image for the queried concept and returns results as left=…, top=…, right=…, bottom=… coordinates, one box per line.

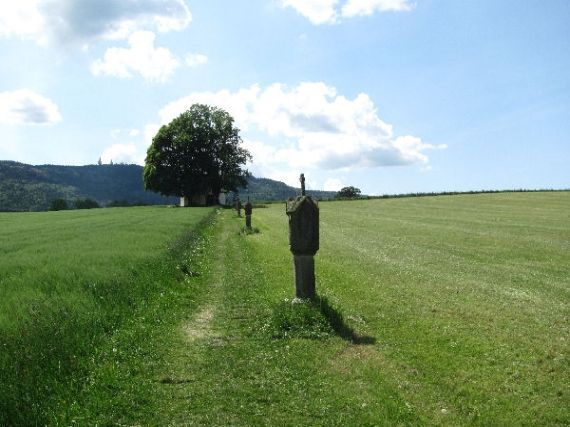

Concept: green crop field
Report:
left=1, top=192, right=569, bottom=426
left=0, top=206, right=213, bottom=425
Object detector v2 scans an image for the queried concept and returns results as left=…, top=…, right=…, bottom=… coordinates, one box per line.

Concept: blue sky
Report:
left=0, top=0, right=568, bottom=194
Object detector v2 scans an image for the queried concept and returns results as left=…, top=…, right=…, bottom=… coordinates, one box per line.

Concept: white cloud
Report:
left=324, top=178, right=345, bottom=191
left=144, top=124, right=161, bottom=144
left=159, top=86, right=261, bottom=130
left=153, top=81, right=443, bottom=175
left=102, top=128, right=150, bottom=165
left=1, top=2, right=198, bottom=81
left=0, top=1, right=44, bottom=40
left=0, top=89, right=62, bottom=125
left=185, top=53, right=208, bottom=67
left=111, top=128, right=141, bottom=139
left=280, top=0, right=412, bottom=24
left=0, top=0, right=192, bottom=45
left=91, top=31, right=180, bottom=82
left=242, top=139, right=279, bottom=165
left=281, top=0, right=339, bottom=25
left=341, top=0, right=413, bottom=17
left=101, top=143, right=144, bottom=164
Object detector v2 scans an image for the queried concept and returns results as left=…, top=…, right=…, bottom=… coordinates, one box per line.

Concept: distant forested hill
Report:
left=0, top=161, right=178, bottom=211
left=238, top=177, right=336, bottom=203
left=0, top=161, right=336, bottom=211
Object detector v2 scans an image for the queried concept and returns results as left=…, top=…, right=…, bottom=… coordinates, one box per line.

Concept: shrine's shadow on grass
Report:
left=267, top=295, right=376, bottom=344
left=314, top=296, right=376, bottom=345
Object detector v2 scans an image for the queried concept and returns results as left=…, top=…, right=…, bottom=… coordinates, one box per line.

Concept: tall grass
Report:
left=0, top=206, right=213, bottom=425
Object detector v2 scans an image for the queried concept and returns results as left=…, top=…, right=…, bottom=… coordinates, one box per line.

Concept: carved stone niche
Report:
left=244, top=201, right=253, bottom=216
left=286, top=196, right=319, bottom=256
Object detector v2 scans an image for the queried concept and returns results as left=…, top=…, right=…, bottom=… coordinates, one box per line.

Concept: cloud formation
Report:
left=0, top=89, right=62, bottom=125
left=91, top=31, right=207, bottom=82
left=324, top=177, right=345, bottom=191
left=281, top=0, right=413, bottom=24
left=342, top=0, right=412, bottom=17
left=1, top=1, right=201, bottom=82
left=0, top=0, right=192, bottom=45
left=185, top=53, right=209, bottom=67
left=101, top=143, right=143, bottom=164
left=155, top=82, right=444, bottom=175
left=281, top=0, right=340, bottom=25
left=100, top=128, right=149, bottom=165
left=91, top=31, right=181, bottom=82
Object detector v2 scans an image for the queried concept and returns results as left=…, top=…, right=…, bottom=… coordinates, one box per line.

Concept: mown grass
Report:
left=0, top=206, right=213, bottom=425
left=146, top=192, right=568, bottom=426
left=141, top=209, right=418, bottom=426
left=252, top=192, right=570, bottom=425
left=2, top=192, right=568, bottom=425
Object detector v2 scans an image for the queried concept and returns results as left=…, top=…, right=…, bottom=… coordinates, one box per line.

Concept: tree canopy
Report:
left=336, top=186, right=361, bottom=199
left=143, top=104, right=251, bottom=204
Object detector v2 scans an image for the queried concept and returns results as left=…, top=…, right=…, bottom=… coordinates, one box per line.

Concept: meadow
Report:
left=1, top=192, right=569, bottom=425
left=0, top=206, right=213, bottom=425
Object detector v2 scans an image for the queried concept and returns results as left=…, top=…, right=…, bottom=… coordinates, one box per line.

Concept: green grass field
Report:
left=1, top=193, right=568, bottom=425
left=0, top=206, right=213, bottom=425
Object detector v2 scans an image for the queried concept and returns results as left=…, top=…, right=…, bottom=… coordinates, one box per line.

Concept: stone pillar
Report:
left=293, top=255, right=315, bottom=299
left=286, top=180, right=319, bottom=300
left=244, top=199, right=253, bottom=229
left=235, top=198, right=242, bottom=217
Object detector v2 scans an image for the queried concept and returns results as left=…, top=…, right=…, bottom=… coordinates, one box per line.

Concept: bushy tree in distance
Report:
left=144, top=104, right=251, bottom=205
left=48, top=198, right=69, bottom=211
left=74, top=198, right=100, bottom=209
left=336, top=186, right=361, bottom=199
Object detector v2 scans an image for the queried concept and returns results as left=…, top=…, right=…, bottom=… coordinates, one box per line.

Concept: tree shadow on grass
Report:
left=313, top=296, right=376, bottom=345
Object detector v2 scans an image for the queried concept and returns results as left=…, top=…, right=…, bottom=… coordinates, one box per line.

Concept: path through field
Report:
left=150, top=211, right=399, bottom=425
left=147, top=193, right=569, bottom=426
left=2, top=195, right=567, bottom=425
left=135, top=207, right=422, bottom=426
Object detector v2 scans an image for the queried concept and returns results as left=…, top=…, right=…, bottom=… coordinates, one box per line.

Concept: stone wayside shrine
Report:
left=244, top=198, right=253, bottom=229
left=235, top=197, right=242, bottom=217
left=286, top=173, right=319, bottom=300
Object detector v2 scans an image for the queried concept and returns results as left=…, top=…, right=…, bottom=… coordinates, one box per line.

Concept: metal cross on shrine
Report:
left=300, top=173, right=306, bottom=196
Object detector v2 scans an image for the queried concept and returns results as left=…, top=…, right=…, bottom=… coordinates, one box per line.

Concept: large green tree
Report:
left=143, top=104, right=251, bottom=204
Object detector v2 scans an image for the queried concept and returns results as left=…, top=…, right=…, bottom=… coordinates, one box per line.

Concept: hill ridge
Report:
left=0, top=160, right=336, bottom=211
